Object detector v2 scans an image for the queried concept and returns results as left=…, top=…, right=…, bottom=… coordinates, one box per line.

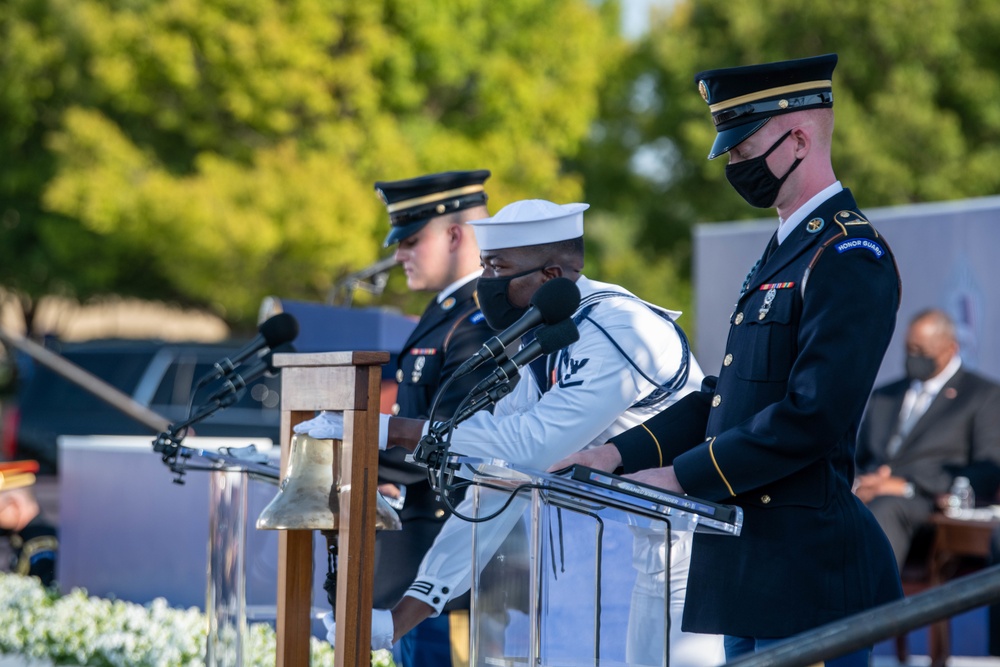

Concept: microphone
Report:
left=205, top=346, right=285, bottom=406
left=470, top=318, right=580, bottom=395
left=453, top=277, right=581, bottom=378
left=197, top=313, right=299, bottom=386
left=442, top=319, right=581, bottom=430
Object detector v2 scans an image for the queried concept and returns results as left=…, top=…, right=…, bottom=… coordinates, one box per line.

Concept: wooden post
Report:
left=271, top=351, right=388, bottom=667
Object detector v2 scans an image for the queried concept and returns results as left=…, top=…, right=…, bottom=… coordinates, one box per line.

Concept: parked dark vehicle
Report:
left=2, top=339, right=282, bottom=473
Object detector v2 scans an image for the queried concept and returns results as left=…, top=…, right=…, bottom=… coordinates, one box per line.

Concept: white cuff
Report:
left=405, top=577, right=453, bottom=615
left=371, top=608, right=394, bottom=650
left=321, top=612, right=336, bottom=645
left=379, top=413, right=390, bottom=451
left=323, top=609, right=394, bottom=651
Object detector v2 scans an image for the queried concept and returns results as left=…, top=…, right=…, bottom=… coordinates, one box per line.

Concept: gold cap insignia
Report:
left=698, top=80, right=710, bottom=103
left=778, top=99, right=789, bottom=109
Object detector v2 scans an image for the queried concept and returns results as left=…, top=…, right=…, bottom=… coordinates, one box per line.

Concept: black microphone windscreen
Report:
left=530, top=278, right=581, bottom=325
left=533, top=318, right=580, bottom=353
left=259, top=313, right=299, bottom=347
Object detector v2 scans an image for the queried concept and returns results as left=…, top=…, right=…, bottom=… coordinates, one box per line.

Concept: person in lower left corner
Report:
left=0, top=486, right=58, bottom=587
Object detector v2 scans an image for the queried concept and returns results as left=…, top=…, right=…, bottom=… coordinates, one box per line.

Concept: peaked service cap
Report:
left=696, top=53, right=838, bottom=159
left=375, top=169, right=491, bottom=247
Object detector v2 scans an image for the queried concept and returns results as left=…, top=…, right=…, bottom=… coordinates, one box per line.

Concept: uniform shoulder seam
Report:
left=442, top=306, right=482, bottom=353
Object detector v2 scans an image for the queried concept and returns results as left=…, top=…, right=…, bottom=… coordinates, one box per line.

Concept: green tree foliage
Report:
left=1, top=0, right=622, bottom=330
left=578, top=0, right=1000, bottom=317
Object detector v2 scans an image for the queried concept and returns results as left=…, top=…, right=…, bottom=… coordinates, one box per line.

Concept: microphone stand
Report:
left=153, top=387, right=279, bottom=485
left=150, top=376, right=282, bottom=667
left=411, top=380, right=515, bottom=495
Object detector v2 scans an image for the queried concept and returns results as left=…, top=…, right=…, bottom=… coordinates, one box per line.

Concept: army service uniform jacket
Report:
left=611, top=188, right=904, bottom=638
left=374, top=277, right=495, bottom=610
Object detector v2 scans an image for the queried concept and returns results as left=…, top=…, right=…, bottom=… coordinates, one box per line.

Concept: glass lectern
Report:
left=454, top=457, right=743, bottom=667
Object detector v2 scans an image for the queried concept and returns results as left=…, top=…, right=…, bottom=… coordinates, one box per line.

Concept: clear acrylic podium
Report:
left=454, top=457, right=743, bottom=667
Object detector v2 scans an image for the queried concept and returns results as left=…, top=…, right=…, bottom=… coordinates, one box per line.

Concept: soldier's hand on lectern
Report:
left=293, top=411, right=390, bottom=450
left=624, top=465, right=685, bottom=494
left=321, top=609, right=394, bottom=650
left=547, top=442, right=623, bottom=474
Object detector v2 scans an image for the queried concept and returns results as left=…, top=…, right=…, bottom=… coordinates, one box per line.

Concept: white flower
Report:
left=0, top=573, right=394, bottom=666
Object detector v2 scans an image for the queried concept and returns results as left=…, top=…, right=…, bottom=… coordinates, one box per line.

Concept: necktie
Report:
left=739, top=233, right=781, bottom=297
left=762, top=233, right=780, bottom=264
left=886, top=385, right=932, bottom=458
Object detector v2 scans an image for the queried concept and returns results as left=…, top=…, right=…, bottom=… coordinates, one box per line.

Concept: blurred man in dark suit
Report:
left=855, top=308, right=1000, bottom=568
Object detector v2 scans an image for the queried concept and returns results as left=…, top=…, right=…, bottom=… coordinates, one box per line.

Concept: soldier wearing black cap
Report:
left=373, top=169, right=495, bottom=666
left=556, top=54, right=904, bottom=665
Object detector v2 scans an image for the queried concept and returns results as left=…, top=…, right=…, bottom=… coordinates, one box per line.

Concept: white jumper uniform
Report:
left=405, top=275, right=725, bottom=667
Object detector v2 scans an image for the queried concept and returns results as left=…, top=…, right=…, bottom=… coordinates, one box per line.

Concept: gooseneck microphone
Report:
left=205, top=348, right=282, bottom=405
left=196, top=312, right=299, bottom=386
left=453, top=277, right=581, bottom=379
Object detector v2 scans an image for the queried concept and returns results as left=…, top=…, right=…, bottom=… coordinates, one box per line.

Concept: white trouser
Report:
left=626, top=529, right=725, bottom=667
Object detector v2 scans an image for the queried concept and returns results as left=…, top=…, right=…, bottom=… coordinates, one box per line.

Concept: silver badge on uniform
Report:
left=758, top=286, right=777, bottom=320
left=411, top=355, right=426, bottom=383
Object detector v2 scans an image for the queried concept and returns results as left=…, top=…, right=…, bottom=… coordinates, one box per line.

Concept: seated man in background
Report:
left=854, top=308, right=1000, bottom=569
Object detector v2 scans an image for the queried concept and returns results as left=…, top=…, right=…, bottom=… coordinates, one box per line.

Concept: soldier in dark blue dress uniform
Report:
left=373, top=170, right=496, bottom=666
left=554, top=54, right=904, bottom=665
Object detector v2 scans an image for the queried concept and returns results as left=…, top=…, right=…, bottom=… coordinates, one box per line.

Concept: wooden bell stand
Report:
left=271, top=351, right=389, bottom=667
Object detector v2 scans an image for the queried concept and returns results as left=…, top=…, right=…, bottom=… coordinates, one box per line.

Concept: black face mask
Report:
left=476, top=265, right=546, bottom=331
left=725, top=129, right=802, bottom=208
left=905, top=353, right=937, bottom=381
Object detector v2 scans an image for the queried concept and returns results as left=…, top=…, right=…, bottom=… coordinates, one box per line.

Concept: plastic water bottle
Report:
left=945, top=476, right=975, bottom=517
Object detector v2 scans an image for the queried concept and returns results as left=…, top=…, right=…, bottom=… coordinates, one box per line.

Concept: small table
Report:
left=925, top=513, right=998, bottom=667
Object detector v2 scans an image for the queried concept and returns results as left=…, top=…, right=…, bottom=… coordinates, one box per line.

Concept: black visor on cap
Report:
left=708, top=119, right=770, bottom=161
left=383, top=218, right=432, bottom=246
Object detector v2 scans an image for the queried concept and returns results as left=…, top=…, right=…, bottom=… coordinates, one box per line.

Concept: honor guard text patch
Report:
left=834, top=238, right=885, bottom=258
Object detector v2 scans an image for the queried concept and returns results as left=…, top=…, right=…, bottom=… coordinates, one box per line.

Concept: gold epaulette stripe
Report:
left=707, top=437, right=735, bottom=497
left=835, top=210, right=878, bottom=236
left=640, top=423, right=663, bottom=468
left=709, top=80, right=832, bottom=113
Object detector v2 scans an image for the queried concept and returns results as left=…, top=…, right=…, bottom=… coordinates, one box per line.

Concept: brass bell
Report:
left=256, top=433, right=400, bottom=531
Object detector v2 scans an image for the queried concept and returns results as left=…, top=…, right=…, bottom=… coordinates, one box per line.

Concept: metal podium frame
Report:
left=454, top=457, right=743, bottom=667
left=271, top=351, right=388, bottom=667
